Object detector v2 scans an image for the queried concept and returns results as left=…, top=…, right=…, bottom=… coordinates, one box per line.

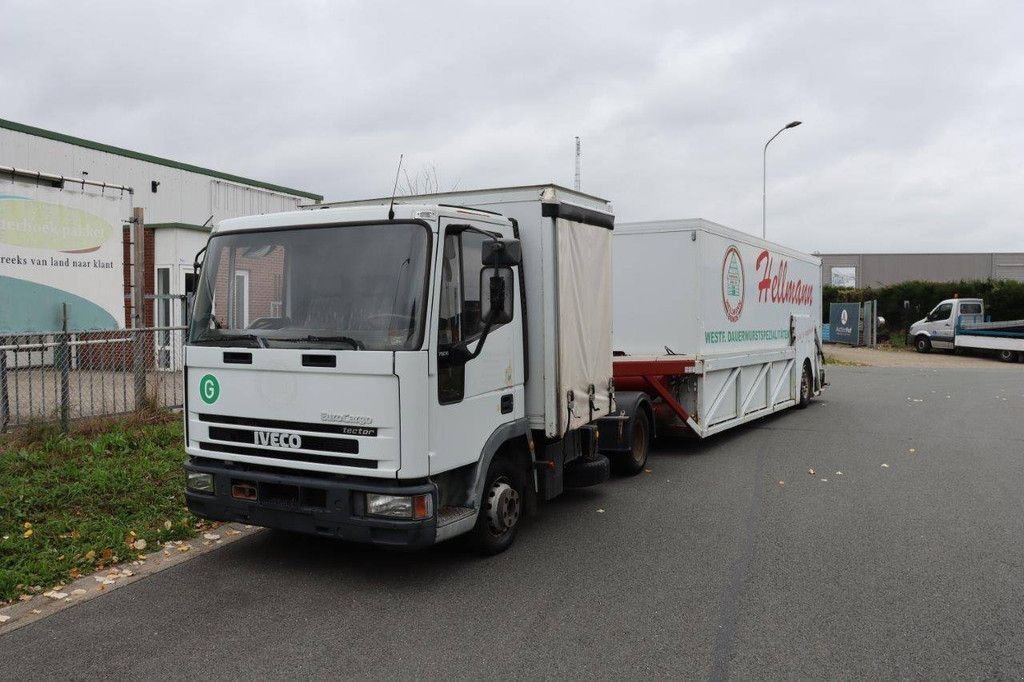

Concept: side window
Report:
left=436, top=228, right=510, bottom=404
left=932, top=303, right=953, bottom=321
left=459, top=232, right=488, bottom=339
left=959, top=303, right=982, bottom=315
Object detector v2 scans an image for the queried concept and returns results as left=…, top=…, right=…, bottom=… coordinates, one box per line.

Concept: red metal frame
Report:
left=612, top=356, right=696, bottom=423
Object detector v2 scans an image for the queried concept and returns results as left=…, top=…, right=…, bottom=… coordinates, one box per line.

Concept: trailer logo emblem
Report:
left=722, top=246, right=745, bottom=322
left=199, top=374, right=220, bottom=404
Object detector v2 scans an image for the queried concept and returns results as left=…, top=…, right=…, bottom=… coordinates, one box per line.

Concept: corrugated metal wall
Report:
left=0, top=127, right=309, bottom=227
left=821, top=253, right=1024, bottom=287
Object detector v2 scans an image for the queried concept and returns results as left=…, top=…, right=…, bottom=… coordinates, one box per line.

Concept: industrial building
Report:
left=819, top=252, right=1024, bottom=288
left=0, top=118, right=321, bottom=335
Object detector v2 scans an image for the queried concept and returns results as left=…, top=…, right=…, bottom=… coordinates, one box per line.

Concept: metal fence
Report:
left=0, top=326, right=186, bottom=432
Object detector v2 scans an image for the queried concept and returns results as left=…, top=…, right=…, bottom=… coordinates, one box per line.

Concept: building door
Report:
left=155, top=267, right=172, bottom=369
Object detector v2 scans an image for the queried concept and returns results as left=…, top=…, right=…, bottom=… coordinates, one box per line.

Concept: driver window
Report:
left=436, top=228, right=503, bottom=405
left=437, top=230, right=491, bottom=346
left=932, top=303, right=953, bottom=321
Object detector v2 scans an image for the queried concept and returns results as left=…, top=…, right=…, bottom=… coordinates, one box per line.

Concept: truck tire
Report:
left=797, top=363, right=813, bottom=408
left=468, top=457, right=526, bottom=555
left=914, top=335, right=931, bottom=353
left=998, top=349, right=1019, bottom=363
left=613, top=413, right=650, bottom=476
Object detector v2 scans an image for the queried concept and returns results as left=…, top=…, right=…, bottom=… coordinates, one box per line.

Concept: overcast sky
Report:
left=2, top=0, right=1022, bottom=252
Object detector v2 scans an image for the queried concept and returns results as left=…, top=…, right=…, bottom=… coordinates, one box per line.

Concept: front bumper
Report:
left=184, top=459, right=437, bottom=548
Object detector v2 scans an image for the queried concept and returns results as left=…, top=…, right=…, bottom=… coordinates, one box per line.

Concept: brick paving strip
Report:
left=0, top=523, right=262, bottom=635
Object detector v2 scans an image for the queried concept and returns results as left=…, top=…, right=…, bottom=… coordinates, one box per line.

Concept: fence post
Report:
left=58, top=302, right=71, bottom=432
left=0, top=343, right=8, bottom=433
left=132, top=207, right=148, bottom=411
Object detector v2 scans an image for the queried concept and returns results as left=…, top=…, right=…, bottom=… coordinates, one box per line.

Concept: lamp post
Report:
left=762, top=120, right=801, bottom=239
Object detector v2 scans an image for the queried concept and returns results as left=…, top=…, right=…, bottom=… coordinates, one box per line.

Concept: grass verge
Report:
left=0, top=416, right=203, bottom=604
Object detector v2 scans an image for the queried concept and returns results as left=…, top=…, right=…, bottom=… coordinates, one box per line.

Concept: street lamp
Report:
left=762, top=120, right=801, bottom=239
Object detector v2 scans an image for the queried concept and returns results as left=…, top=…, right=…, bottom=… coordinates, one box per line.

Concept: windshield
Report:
left=189, top=222, right=431, bottom=350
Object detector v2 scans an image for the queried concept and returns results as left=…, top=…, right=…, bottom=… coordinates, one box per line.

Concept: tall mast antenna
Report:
left=574, top=136, right=581, bottom=191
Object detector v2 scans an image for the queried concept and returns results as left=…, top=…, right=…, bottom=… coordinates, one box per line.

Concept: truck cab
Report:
left=183, top=187, right=615, bottom=553
left=908, top=297, right=984, bottom=352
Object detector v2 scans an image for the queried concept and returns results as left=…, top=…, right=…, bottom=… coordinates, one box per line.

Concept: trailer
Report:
left=909, top=297, right=1024, bottom=362
left=597, top=219, right=825, bottom=473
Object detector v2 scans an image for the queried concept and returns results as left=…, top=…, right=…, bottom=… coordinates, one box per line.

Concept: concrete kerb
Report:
left=0, top=522, right=262, bottom=636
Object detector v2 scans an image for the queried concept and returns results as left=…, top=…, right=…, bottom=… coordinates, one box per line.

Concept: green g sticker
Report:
left=199, top=374, right=220, bottom=404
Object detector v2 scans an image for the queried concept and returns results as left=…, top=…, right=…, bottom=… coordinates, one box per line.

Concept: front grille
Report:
left=199, top=413, right=378, bottom=437
left=207, top=426, right=358, bottom=454
left=199, top=442, right=377, bottom=469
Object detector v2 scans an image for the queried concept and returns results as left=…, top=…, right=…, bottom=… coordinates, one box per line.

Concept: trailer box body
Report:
left=321, top=186, right=615, bottom=438
left=612, top=219, right=821, bottom=357
left=606, top=219, right=824, bottom=438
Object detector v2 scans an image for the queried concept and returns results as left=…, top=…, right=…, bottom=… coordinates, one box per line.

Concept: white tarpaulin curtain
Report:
left=556, top=218, right=613, bottom=434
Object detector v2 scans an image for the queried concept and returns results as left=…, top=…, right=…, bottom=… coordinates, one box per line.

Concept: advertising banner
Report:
left=829, top=302, right=861, bottom=345
left=0, top=180, right=129, bottom=333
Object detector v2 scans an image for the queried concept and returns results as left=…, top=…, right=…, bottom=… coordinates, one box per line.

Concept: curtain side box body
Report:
left=323, top=185, right=615, bottom=439
left=612, top=219, right=822, bottom=358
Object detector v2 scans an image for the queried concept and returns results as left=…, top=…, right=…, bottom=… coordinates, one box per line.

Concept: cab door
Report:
left=928, top=301, right=955, bottom=347
left=427, top=220, right=525, bottom=475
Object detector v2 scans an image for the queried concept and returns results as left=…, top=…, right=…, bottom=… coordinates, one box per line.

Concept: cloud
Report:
left=2, top=0, right=1022, bottom=252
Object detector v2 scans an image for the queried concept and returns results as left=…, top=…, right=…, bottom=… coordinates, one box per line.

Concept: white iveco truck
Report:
left=184, top=186, right=615, bottom=553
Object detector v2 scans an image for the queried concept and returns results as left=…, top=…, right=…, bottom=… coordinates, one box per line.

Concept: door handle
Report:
left=500, top=394, right=514, bottom=414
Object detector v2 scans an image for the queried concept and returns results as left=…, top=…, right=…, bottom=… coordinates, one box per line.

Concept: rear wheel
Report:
left=613, top=413, right=650, bottom=476
left=797, top=363, right=813, bottom=408
left=998, top=349, right=1019, bottom=363
left=468, top=457, right=525, bottom=555
left=915, top=335, right=931, bottom=353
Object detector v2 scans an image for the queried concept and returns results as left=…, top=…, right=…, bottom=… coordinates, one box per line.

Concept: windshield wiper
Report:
left=191, top=334, right=268, bottom=348
left=280, top=335, right=364, bottom=350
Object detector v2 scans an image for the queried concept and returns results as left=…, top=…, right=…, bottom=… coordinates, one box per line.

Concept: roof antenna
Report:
left=387, top=154, right=404, bottom=221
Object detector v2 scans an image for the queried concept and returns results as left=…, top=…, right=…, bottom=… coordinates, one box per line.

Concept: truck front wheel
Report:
left=915, top=335, right=931, bottom=353
left=468, top=457, right=526, bottom=555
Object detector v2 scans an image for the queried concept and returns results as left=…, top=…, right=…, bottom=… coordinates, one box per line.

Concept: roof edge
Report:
left=0, top=118, right=323, bottom=201
left=146, top=222, right=211, bottom=232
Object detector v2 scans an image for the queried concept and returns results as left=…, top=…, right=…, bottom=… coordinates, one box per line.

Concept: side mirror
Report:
left=480, top=266, right=514, bottom=325
left=482, top=238, right=522, bottom=267
left=192, top=245, right=207, bottom=277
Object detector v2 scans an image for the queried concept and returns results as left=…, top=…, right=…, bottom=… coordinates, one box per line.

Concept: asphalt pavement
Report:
left=2, top=366, right=1022, bottom=680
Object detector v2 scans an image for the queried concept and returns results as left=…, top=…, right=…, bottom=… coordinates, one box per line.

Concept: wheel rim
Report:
left=917, top=338, right=927, bottom=351
left=631, top=419, right=648, bottom=467
left=1000, top=350, right=1014, bottom=362
left=801, top=368, right=811, bottom=401
left=485, top=476, right=520, bottom=535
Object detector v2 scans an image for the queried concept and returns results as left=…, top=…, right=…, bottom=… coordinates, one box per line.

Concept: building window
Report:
left=830, top=266, right=857, bottom=288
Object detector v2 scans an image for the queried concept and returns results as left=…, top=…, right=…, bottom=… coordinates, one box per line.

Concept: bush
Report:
left=823, top=279, right=1024, bottom=335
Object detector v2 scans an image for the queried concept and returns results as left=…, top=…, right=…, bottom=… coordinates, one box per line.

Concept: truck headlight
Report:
left=365, top=493, right=433, bottom=520
left=186, top=472, right=214, bottom=494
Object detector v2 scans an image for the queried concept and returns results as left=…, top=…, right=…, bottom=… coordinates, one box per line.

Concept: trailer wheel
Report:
left=914, top=335, right=931, bottom=353
left=468, top=457, right=525, bottom=555
left=614, top=412, right=651, bottom=476
left=797, top=363, right=813, bottom=408
left=998, top=349, right=1019, bottom=363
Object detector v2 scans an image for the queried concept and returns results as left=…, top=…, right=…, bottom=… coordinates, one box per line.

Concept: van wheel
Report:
left=614, top=412, right=650, bottom=476
left=468, top=457, right=525, bottom=555
left=797, top=363, right=813, bottom=408
left=915, top=335, right=931, bottom=353
left=998, top=349, right=1019, bottom=363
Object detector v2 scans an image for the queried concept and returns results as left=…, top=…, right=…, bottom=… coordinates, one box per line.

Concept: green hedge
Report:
left=823, top=279, right=1024, bottom=334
